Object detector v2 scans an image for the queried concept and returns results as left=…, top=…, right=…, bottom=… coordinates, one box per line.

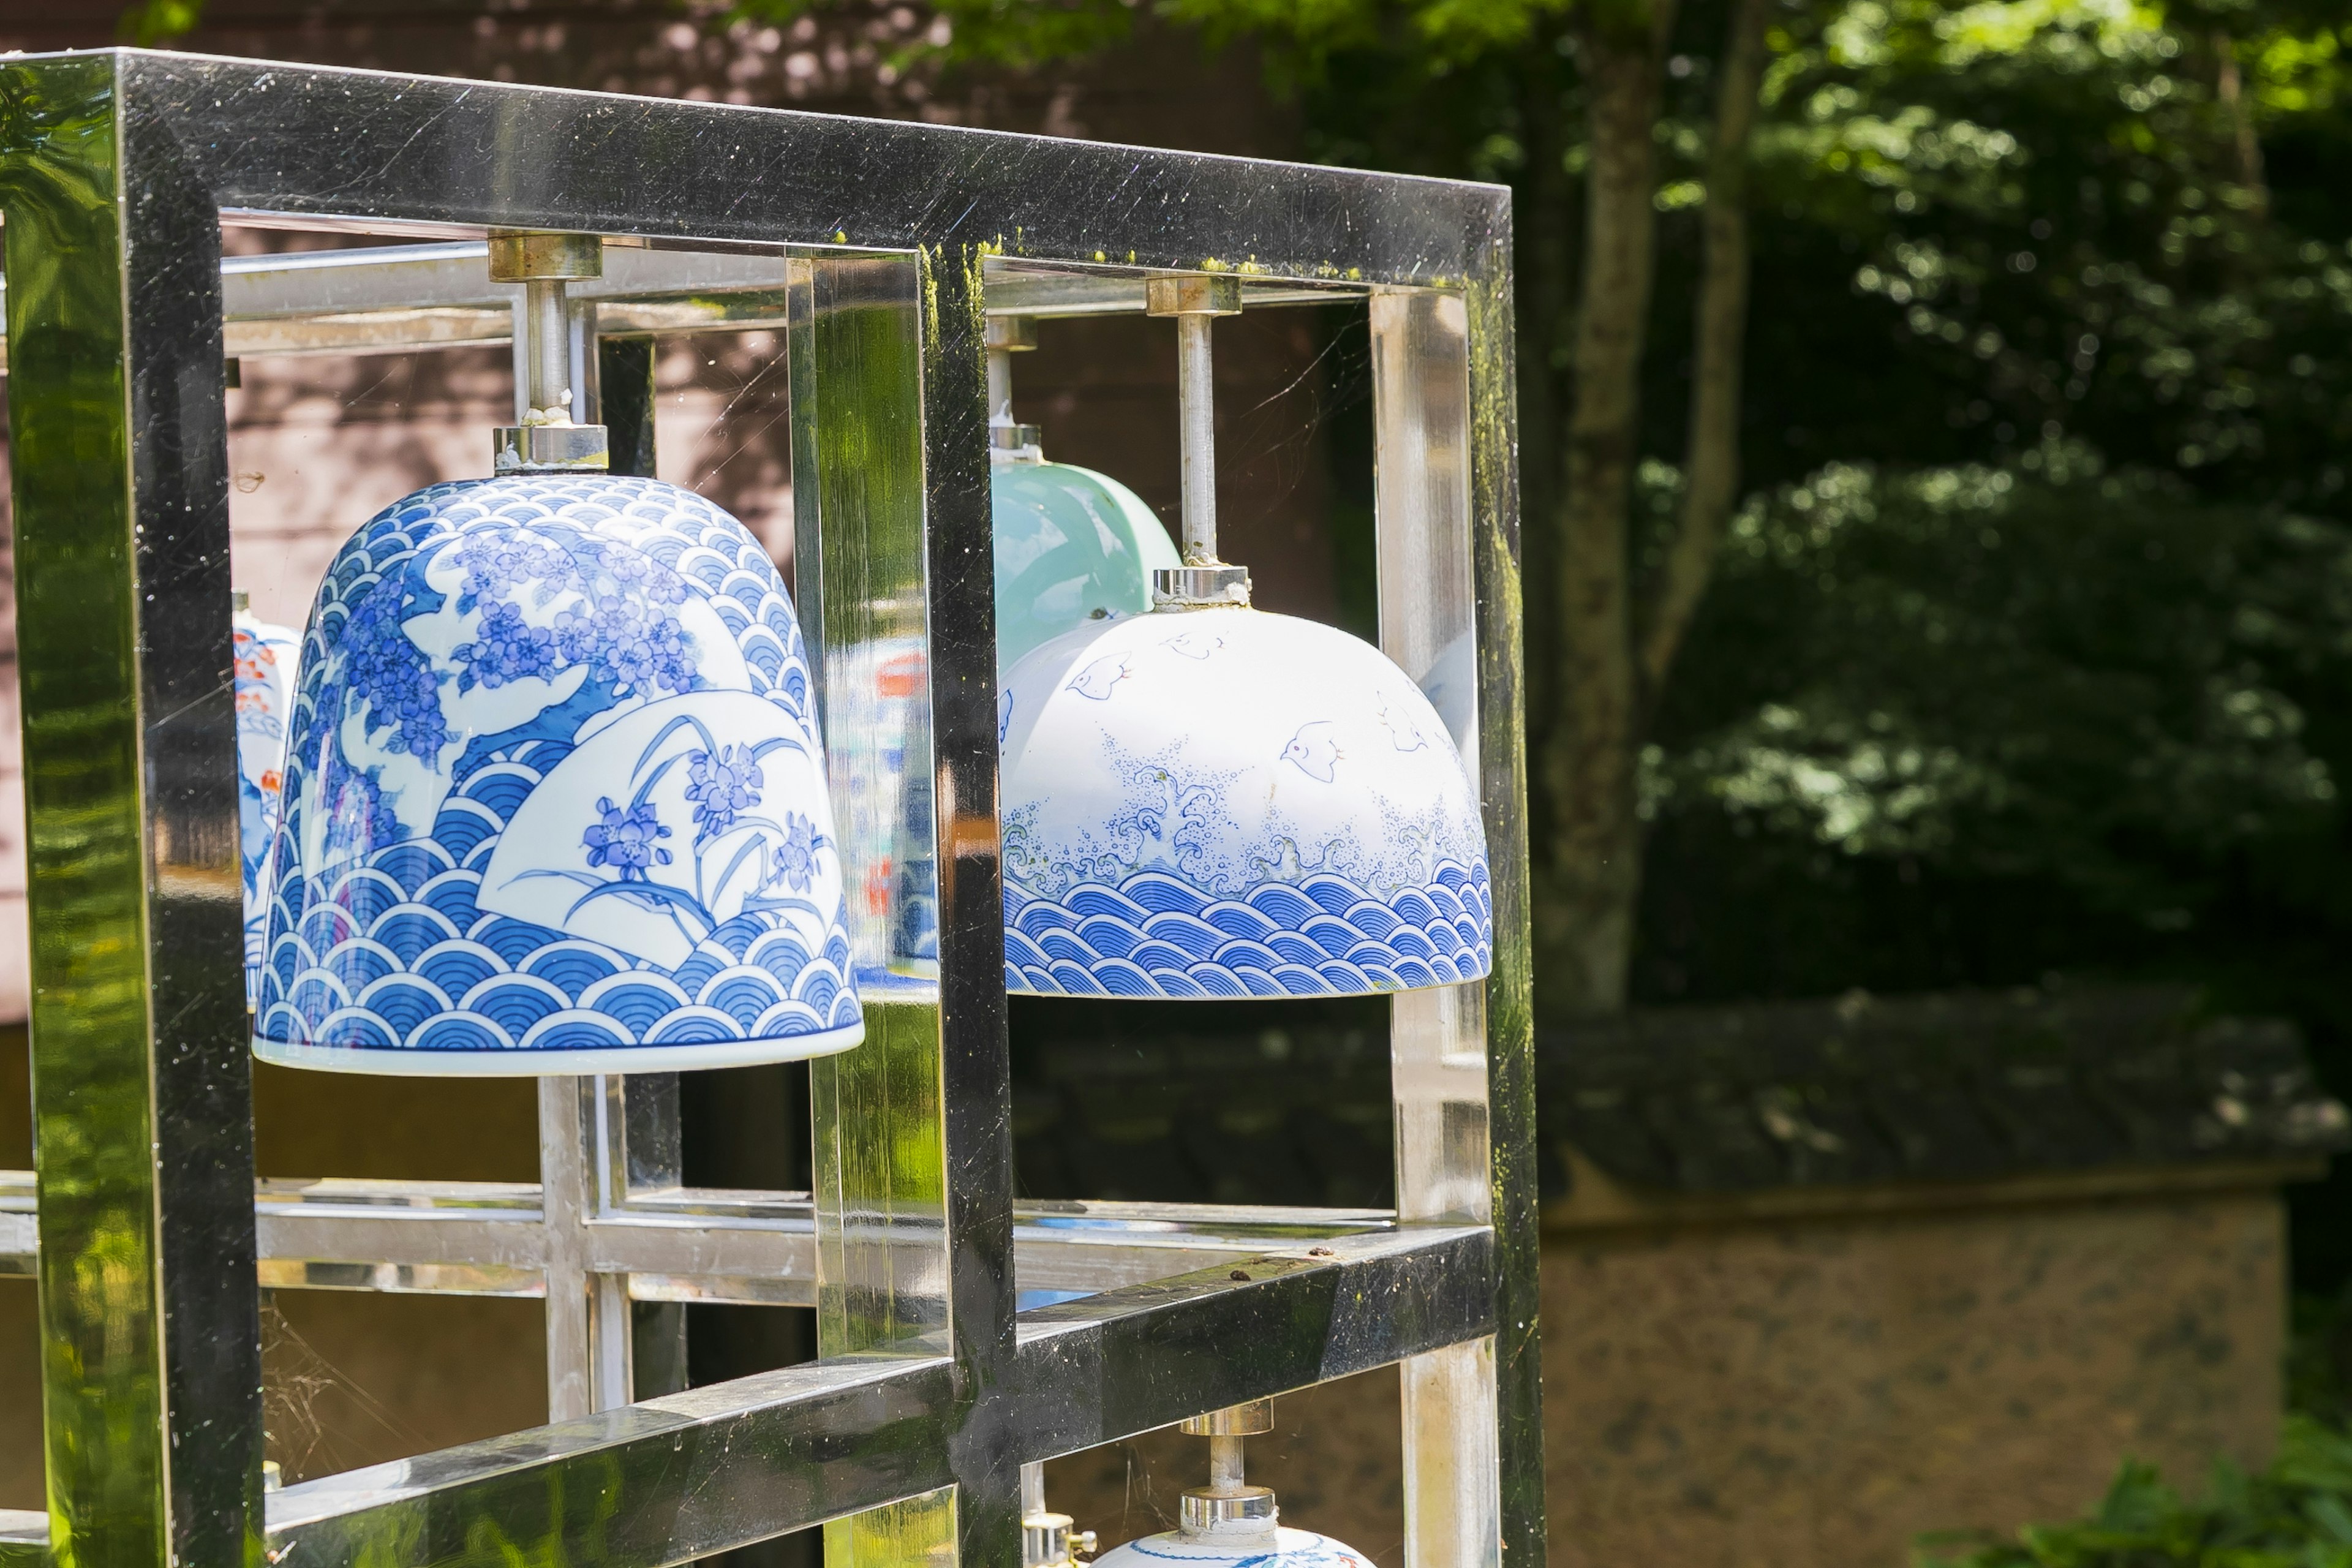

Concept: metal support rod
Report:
left=987, top=347, right=1013, bottom=426
left=1019, top=1464, right=1045, bottom=1518
left=1176, top=312, right=1216, bottom=565
left=527, top=277, right=572, bottom=415
left=539, top=1076, right=597, bottom=1421
left=1207, top=1436, right=1244, bottom=1491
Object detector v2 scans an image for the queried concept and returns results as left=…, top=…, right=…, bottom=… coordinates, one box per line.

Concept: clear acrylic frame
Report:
left=0, top=50, right=1538, bottom=1568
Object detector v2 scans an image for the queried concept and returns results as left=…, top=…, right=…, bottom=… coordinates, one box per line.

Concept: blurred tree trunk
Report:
left=1643, top=0, right=1771, bottom=692
left=2210, top=29, right=2269, bottom=220
left=1540, top=0, right=1678, bottom=1015
left=1515, top=34, right=1574, bottom=742
left=1538, top=0, right=1768, bottom=1015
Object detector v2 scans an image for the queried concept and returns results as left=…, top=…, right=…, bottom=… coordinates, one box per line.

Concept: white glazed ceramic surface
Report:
left=253, top=474, right=863, bottom=1074
left=992, top=459, right=1181, bottom=671
left=1090, top=1526, right=1372, bottom=1568
left=235, top=607, right=301, bottom=1001
left=997, top=606, right=1492, bottom=998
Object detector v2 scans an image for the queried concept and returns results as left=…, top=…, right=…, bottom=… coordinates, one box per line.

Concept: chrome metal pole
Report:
left=2, top=51, right=264, bottom=1568
left=1144, top=274, right=1246, bottom=608
left=527, top=277, right=571, bottom=416
left=1175, top=312, right=1216, bottom=565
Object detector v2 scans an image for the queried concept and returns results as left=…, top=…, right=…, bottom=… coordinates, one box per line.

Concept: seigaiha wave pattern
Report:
left=996, top=608, right=1494, bottom=1001
left=254, top=474, right=862, bottom=1075
left=1003, top=859, right=1491, bottom=999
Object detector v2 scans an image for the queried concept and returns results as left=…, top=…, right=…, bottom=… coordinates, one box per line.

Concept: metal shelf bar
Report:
left=0, top=244, right=1359, bottom=367
left=236, top=1224, right=1487, bottom=1568
left=0, top=1167, right=1396, bottom=1300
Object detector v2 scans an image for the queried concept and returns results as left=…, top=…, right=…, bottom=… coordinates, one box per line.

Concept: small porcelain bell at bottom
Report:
left=1087, top=1404, right=1373, bottom=1568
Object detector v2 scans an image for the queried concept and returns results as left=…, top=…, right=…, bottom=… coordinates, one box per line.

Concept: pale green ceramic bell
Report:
left=992, top=456, right=1182, bottom=670
left=987, top=314, right=1182, bottom=673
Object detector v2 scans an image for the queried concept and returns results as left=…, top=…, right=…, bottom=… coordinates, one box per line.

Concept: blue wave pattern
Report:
left=256, top=476, right=859, bottom=1058
left=1003, top=858, right=1491, bottom=998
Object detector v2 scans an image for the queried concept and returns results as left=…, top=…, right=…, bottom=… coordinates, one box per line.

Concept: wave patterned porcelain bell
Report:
left=234, top=596, right=301, bottom=1003
left=994, top=279, right=1491, bottom=1000
left=252, top=231, right=861, bottom=1074
left=998, top=611, right=1488, bottom=997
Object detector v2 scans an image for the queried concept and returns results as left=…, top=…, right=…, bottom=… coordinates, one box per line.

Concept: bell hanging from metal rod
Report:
left=988, top=312, right=1183, bottom=671
left=1087, top=1403, right=1374, bottom=1568
left=995, top=276, right=1492, bottom=999
left=251, top=230, right=862, bottom=1074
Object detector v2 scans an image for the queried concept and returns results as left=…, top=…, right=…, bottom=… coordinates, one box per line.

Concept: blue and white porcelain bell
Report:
left=252, top=232, right=862, bottom=1074
left=234, top=592, right=301, bottom=1006
left=1084, top=1404, right=1373, bottom=1568
left=996, top=277, right=1491, bottom=999
left=987, top=315, right=1183, bottom=671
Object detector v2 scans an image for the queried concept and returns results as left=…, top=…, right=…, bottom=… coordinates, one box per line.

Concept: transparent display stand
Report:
left=0, top=49, right=1539, bottom=1568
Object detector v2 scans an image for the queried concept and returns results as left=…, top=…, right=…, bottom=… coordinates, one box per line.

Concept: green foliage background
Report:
left=1919, top=1417, right=2352, bottom=1566
left=1210, top=0, right=2352, bottom=1282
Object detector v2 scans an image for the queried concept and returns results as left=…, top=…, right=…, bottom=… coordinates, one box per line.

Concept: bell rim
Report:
left=251, top=1019, right=865, bottom=1077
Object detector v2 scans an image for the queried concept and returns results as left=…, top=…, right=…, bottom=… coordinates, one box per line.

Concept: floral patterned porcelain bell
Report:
left=252, top=232, right=862, bottom=1073
left=1083, top=1404, right=1373, bottom=1568
left=995, top=277, right=1491, bottom=998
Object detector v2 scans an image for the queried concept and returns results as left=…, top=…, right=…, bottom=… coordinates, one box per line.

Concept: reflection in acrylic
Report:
left=235, top=606, right=301, bottom=1005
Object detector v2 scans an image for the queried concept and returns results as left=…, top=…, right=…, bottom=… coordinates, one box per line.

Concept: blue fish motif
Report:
left=997, top=687, right=1015, bottom=745
left=1281, top=721, right=1341, bottom=782
left=1163, top=630, right=1224, bottom=660
left=1066, top=653, right=1131, bottom=701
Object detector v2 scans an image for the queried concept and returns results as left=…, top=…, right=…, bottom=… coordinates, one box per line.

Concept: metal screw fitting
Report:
left=1178, top=1400, right=1278, bottom=1542
left=487, top=230, right=604, bottom=282
left=986, top=315, right=1038, bottom=352
left=1180, top=1401, right=1273, bottom=1436
left=489, top=231, right=610, bottom=472
left=494, top=423, right=611, bottom=473
left=990, top=423, right=1046, bottom=464
left=1152, top=564, right=1251, bottom=609
left=1022, top=1510, right=1095, bottom=1568
left=1144, top=274, right=1242, bottom=318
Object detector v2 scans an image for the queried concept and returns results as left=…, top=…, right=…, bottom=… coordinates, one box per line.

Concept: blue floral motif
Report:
left=254, top=473, right=862, bottom=1070
left=685, top=744, right=765, bottom=840
left=771, top=812, right=820, bottom=892
left=602, top=545, right=690, bottom=608
left=454, top=601, right=559, bottom=692
left=584, top=796, right=673, bottom=878
left=553, top=592, right=695, bottom=698
left=453, top=529, right=574, bottom=612
left=342, top=580, right=447, bottom=760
